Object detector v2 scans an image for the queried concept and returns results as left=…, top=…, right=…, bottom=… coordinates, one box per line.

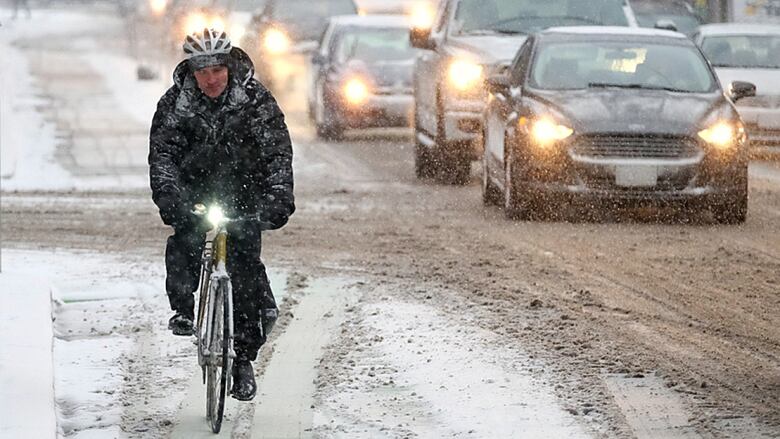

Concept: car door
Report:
left=311, top=24, right=336, bottom=117
left=415, top=0, right=452, bottom=137
left=489, top=39, right=533, bottom=185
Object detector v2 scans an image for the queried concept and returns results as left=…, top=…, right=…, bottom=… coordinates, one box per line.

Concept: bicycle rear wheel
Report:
left=206, top=280, right=231, bottom=433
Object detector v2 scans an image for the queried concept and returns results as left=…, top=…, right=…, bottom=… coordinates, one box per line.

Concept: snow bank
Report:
left=0, top=252, right=58, bottom=438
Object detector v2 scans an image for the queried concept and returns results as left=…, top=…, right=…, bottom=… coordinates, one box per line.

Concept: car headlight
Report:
left=410, top=1, right=436, bottom=30
left=209, top=16, right=225, bottom=32
left=343, top=78, right=370, bottom=105
left=183, top=13, right=208, bottom=37
left=264, top=28, right=290, bottom=54
left=207, top=205, right=225, bottom=227
left=230, top=24, right=246, bottom=42
left=149, top=0, right=167, bottom=16
left=448, top=59, right=483, bottom=92
left=520, top=116, right=574, bottom=148
left=698, top=120, right=744, bottom=149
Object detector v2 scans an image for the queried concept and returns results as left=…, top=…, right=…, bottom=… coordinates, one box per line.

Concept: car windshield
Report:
left=335, top=27, right=417, bottom=63
left=701, top=35, right=780, bottom=69
left=452, top=0, right=629, bottom=35
left=273, top=0, right=356, bottom=21
left=632, top=0, right=702, bottom=34
left=530, top=40, right=716, bottom=92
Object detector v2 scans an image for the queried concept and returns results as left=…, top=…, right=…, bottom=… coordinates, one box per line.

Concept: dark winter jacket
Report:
left=149, top=48, right=294, bottom=230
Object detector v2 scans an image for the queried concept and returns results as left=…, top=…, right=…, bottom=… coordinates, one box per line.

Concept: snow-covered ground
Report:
left=0, top=9, right=167, bottom=191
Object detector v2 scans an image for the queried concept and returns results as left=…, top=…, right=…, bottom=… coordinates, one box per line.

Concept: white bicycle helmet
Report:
left=183, top=28, right=232, bottom=63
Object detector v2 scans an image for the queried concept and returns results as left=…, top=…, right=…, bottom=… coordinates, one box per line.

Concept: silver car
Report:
left=695, top=23, right=780, bottom=156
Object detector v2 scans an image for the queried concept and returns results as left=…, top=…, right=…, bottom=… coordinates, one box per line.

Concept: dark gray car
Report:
left=482, top=27, right=756, bottom=223
left=309, top=15, right=417, bottom=139
left=241, top=0, right=358, bottom=88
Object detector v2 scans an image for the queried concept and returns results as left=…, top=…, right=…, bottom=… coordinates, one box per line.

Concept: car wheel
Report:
left=712, top=175, right=748, bottom=224
left=482, top=113, right=503, bottom=205
left=434, top=92, right=470, bottom=185
left=414, top=109, right=434, bottom=179
left=504, top=151, right=534, bottom=220
left=315, top=94, right=344, bottom=141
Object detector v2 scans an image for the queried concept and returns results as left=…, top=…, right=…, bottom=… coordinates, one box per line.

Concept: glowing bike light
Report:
left=207, top=205, right=225, bottom=227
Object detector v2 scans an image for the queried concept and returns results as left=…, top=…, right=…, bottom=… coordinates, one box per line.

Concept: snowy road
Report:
left=2, top=5, right=780, bottom=439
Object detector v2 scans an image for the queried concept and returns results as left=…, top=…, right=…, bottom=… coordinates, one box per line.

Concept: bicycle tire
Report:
left=206, top=279, right=231, bottom=433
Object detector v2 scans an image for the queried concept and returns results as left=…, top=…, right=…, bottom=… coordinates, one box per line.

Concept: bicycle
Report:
left=192, top=203, right=236, bottom=434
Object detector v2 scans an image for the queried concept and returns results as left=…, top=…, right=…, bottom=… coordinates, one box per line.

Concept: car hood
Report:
left=276, top=16, right=329, bottom=42
left=339, top=59, right=414, bottom=88
left=530, top=89, right=723, bottom=135
left=447, top=35, right=528, bottom=65
left=713, top=67, right=780, bottom=96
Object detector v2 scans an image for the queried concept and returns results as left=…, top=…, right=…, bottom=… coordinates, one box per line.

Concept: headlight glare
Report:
left=184, top=13, right=208, bottom=37
left=149, top=0, right=167, bottom=16
left=344, top=78, right=370, bottom=105
left=207, top=205, right=225, bottom=227
left=698, top=121, right=742, bottom=149
left=448, top=60, right=483, bottom=92
left=410, top=2, right=435, bottom=29
left=526, top=117, right=573, bottom=147
left=264, top=28, right=290, bottom=54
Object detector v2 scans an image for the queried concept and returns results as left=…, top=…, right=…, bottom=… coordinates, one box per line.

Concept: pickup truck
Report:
left=410, top=0, right=638, bottom=184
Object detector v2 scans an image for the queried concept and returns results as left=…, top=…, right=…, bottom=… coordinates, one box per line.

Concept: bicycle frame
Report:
left=196, top=223, right=236, bottom=376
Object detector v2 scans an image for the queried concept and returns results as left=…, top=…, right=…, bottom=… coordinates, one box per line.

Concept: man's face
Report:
left=194, top=65, right=229, bottom=98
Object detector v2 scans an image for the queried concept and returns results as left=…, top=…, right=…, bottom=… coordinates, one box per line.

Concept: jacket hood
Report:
left=529, top=89, right=725, bottom=135
left=171, top=47, right=256, bottom=116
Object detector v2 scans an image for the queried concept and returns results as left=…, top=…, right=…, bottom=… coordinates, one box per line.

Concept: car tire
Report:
left=315, top=94, right=344, bottom=141
left=414, top=110, right=435, bottom=179
left=712, top=174, right=748, bottom=224
left=434, top=92, right=470, bottom=185
left=481, top=113, right=502, bottom=205
left=504, top=150, right=535, bottom=220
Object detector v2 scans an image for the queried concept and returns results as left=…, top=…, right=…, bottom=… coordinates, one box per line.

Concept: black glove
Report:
left=157, top=195, right=183, bottom=226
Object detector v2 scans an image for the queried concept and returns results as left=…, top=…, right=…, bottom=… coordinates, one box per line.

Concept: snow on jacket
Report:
left=149, top=47, right=294, bottom=230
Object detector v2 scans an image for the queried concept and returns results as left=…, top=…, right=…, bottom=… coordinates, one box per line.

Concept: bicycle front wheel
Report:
left=206, top=279, right=232, bottom=433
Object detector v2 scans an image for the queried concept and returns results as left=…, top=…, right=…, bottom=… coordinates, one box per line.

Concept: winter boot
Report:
left=231, top=359, right=257, bottom=401
left=168, top=312, right=194, bottom=336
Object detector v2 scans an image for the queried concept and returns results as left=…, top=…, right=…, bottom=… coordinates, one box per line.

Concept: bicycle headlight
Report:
left=207, top=205, right=225, bottom=227
left=448, top=59, right=483, bottom=92
left=520, top=116, right=574, bottom=148
left=264, top=28, right=291, bottom=54
left=698, top=120, right=743, bottom=149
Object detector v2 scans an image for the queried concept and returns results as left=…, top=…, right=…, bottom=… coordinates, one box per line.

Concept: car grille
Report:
left=746, top=125, right=780, bottom=146
left=571, top=134, right=701, bottom=159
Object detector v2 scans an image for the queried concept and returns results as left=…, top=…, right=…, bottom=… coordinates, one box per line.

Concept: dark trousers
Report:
left=165, top=227, right=277, bottom=361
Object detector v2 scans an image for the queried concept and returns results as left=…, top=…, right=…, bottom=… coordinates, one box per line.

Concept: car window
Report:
left=701, top=35, right=780, bottom=69
left=530, top=40, right=716, bottom=92
left=451, top=0, right=629, bottom=35
left=509, top=39, right=533, bottom=84
left=271, top=0, right=357, bottom=21
left=334, top=27, right=418, bottom=63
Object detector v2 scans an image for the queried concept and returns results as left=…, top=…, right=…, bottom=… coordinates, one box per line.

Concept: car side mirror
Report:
left=730, top=81, right=757, bottom=101
left=311, top=53, right=326, bottom=65
left=410, top=27, right=435, bottom=50
left=654, top=19, right=678, bottom=32
left=486, top=74, right=511, bottom=97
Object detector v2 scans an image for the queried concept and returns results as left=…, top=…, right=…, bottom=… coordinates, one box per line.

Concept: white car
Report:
left=695, top=23, right=780, bottom=155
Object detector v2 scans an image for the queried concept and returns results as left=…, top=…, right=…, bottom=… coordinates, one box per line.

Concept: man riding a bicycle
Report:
left=149, top=28, right=294, bottom=401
